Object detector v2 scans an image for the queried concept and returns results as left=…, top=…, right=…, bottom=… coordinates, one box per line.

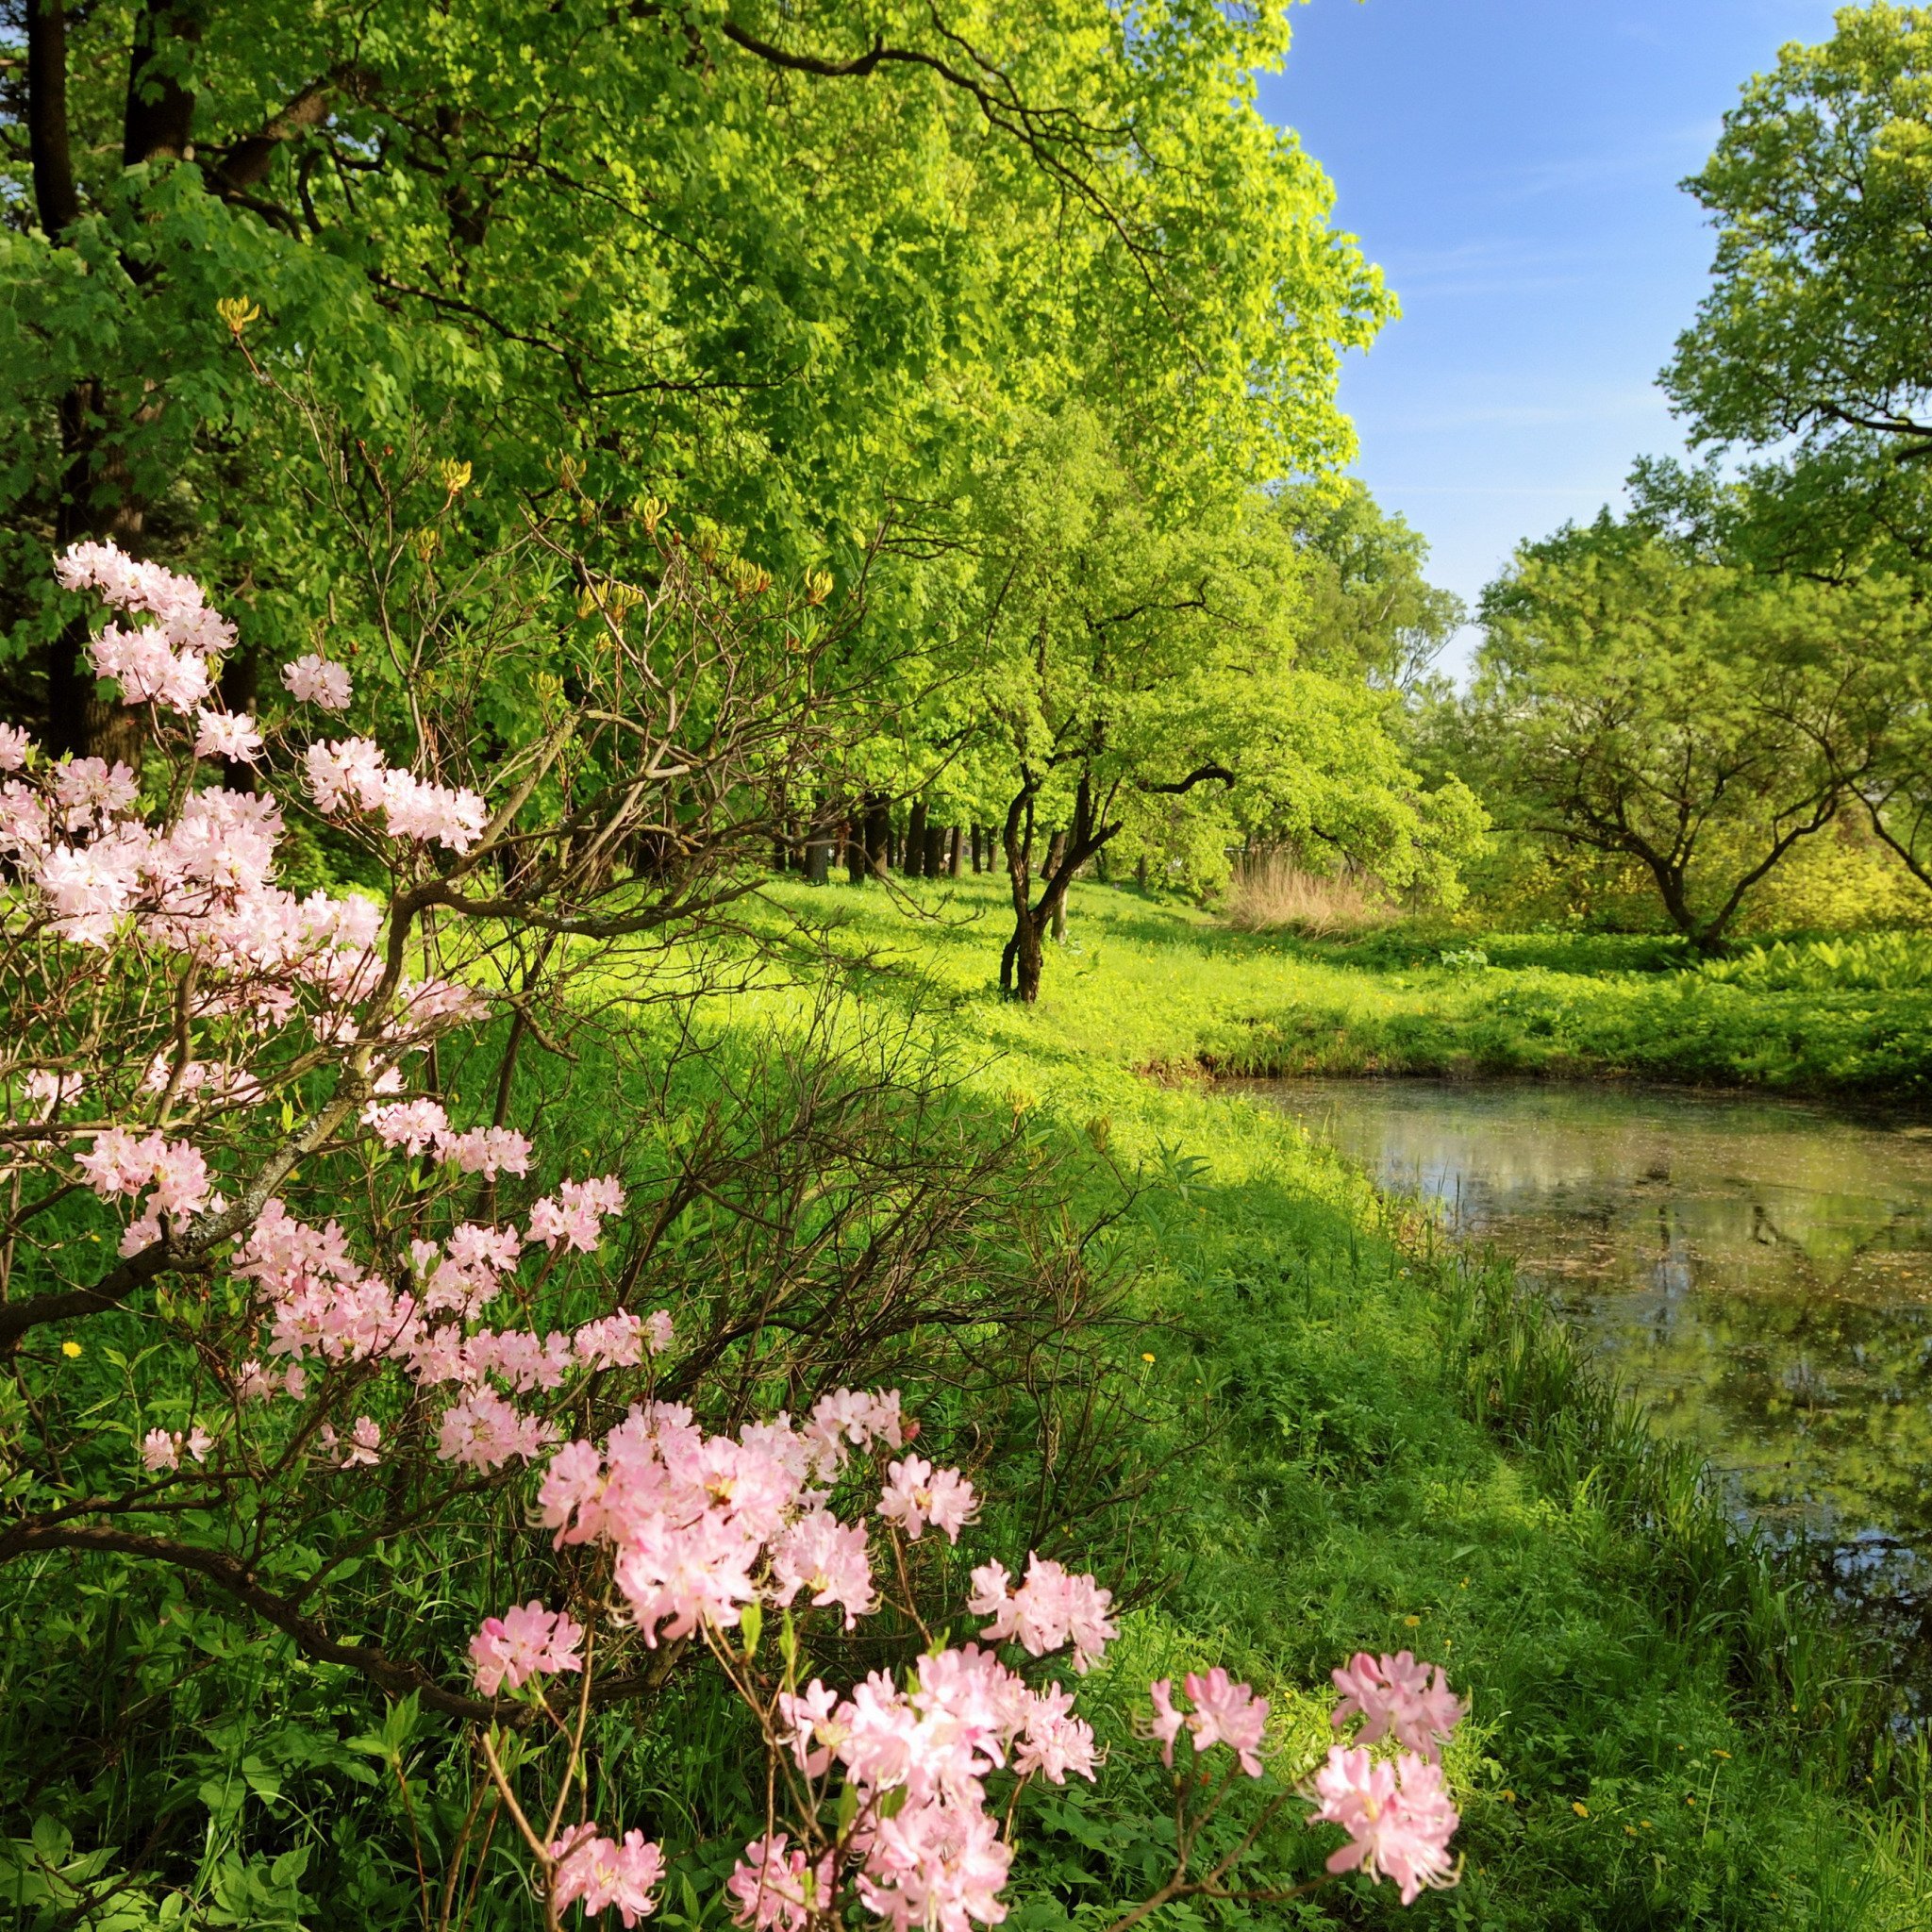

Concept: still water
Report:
left=1243, top=1077, right=1932, bottom=1641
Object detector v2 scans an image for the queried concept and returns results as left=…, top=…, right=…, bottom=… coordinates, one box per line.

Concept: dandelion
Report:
left=61, top=1341, right=81, bottom=1358
left=1403, top=1614, right=1421, bottom=1627
left=1572, top=1801, right=1589, bottom=1818
left=1141, top=1352, right=1156, bottom=1364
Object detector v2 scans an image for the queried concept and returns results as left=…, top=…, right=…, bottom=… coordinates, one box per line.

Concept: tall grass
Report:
left=1224, top=852, right=1393, bottom=936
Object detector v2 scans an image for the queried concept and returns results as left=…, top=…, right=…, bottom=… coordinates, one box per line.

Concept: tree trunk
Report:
left=970, top=826, right=983, bottom=874
left=807, top=832, right=831, bottom=886
left=844, top=814, right=866, bottom=886
left=906, top=800, right=927, bottom=879
left=923, top=822, right=945, bottom=877
left=863, top=793, right=890, bottom=877
left=34, top=0, right=201, bottom=763
left=1136, top=854, right=1149, bottom=891
left=947, top=826, right=963, bottom=877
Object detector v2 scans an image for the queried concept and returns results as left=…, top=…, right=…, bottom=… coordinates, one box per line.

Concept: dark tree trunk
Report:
left=1136, top=854, right=1149, bottom=890
left=970, top=826, right=983, bottom=874
left=906, top=800, right=927, bottom=879
left=863, top=793, right=890, bottom=877
left=922, top=822, right=945, bottom=877
left=947, top=825, right=962, bottom=877
left=844, top=814, right=866, bottom=885
left=33, top=0, right=200, bottom=762
left=807, top=833, right=830, bottom=886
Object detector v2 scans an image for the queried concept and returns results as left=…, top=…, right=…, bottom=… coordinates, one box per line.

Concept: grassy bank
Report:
left=675, top=874, right=1928, bottom=1928
left=783, top=876, right=1932, bottom=1096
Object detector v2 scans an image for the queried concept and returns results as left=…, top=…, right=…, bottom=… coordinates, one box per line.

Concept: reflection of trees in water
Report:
left=1258, top=1077, right=1932, bottom=1613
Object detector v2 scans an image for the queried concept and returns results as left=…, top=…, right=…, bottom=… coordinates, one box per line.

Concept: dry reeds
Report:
left=1224, top=851, right=1394, bottom=936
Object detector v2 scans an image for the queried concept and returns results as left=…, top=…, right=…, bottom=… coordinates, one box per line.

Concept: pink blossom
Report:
left=438, top=1125, right=531, bottom=1177
left=856, top=1794, right=1012, bottom=1932
left=1012, top=1684, right=1098, bottom=1785
left=192, top=709, right=263, bottom=764
left=1141, top=1672, right=1269, bottom=1777
left=775, top=1681, right=844, bottom=1777
left=538, top=1441, right=608, bottom=1544
left=304, top=737, right=388, bottom=813
left=185, top=1424, right=214, bottom=1463
left=281, top=653, right=353, bottom=710
left=529, top=1176, right=625, bottom=1252
left=805, top=1387, right=908, bottom=1470
left=726, top=1835, right=832, bottom=1932
left=470, top=1600, right=587, bottom=1695
left=574, top=1311, right=647, bottom=1371
left=1329, top=1651, right=1465, bottom=1763
left=0, top=724, right=33, bottom=770
left=969, top=1555, right=1116, bottom=1673
left=1182, top=1668, right=1268, bottom=1776
left=340, top=1416, right=381, bottom=1466
left=436, top=1388, right=558, bottom=1470
left=140, top=1428, right=179, bottom=1473
left=89, top=621, right=213, bottom=713
left=22, top=1068, right=83, bottom=1117
left=612, top=1507, right=761, bottom=1645
left=769, top=1508, right=877, bottom=1627
left=877, top=1457, right=976, bottom=1544
left=366, top=1098, right=450, bottom=1157
left=56, top=541, right=235, bottom=662
left=643, top=1309, right=675, bottom=1353
left=1145, top=1679, right=1185, bottom=1767
left=1308, top=1745, right=1459, bottom=1905
left=551, top=1826, right=664, bottom=1927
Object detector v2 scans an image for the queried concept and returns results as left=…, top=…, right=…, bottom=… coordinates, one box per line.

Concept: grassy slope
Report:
left=714, top=874, right=1925, bottom=1931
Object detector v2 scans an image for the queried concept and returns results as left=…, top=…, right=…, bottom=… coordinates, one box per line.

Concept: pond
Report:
left=1241, top=1077, right=1932, bottom=1656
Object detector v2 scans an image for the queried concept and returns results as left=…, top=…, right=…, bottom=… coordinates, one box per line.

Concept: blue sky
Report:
left=1259, top=0, right=1846, bottom=668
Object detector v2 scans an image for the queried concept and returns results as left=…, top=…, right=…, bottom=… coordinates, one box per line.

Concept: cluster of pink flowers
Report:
left=225, top=1194, right=672, bottom=1475
left=475, top=1388, right=1127, bottom=1932
left=281, top=653, right=353, bottom=710
left=76, top=1128, right=215, bottom=1252
left=1146, top=1669, right=1271, bottom=1778
left=56, top=542, right=236, bottom=718
left=141, top=1424, right=212, bottom=1473
left=365, top=1099, right=535, bottom=1179
left=1303, top=1649, right=1466, bottom=1901
left=551, top=1827, right=665, bottom=1929
left=1310, top=1749, right=1460, bottom=1905
left=305, top=737, right=487, bottom=852
left=1330, top=1649, right=1466, bottom=1761
left=968, top=1553, right=1118, bottom=1673
left=749, top=1643, right=1098, bottom=1932
left=876, top=1455, right=977, bottom=1544
left=534, top=1391, right=936, bottom=1644
left=469, top=1601, right=587, bottom=1695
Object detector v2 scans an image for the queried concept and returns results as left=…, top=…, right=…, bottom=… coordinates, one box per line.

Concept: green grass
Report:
left=10, top=874, right=1926, bottom=1931
left=691, top=874, right=1930, bottom=1928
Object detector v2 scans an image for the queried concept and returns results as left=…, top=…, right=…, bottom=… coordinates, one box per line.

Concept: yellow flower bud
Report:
left=216, top=296, right=262, bottom=336
left=436, top=458, right=473, bottom=496
left=804, top=567, right=834, bottom=608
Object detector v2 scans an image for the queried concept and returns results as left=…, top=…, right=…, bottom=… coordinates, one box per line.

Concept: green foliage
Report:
left=1695, top=930, right=1932, bottom=992
left=1462, top=516, right=1910, bottom=947
left=1665, top=3, right=1932, bottom=463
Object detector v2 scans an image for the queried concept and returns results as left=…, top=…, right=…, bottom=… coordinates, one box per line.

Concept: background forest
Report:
left=3, top=5, right=1932, bottom=1932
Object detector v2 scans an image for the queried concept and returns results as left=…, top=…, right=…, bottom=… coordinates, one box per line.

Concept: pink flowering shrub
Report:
left=464, top=1384, right=1462, bottom=1928
left=0, top=541, right=1465, bottom=1927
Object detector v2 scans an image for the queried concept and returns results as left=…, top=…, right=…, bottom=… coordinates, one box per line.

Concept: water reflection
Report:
left=1241, top=1078, right=1932, bottom=1640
